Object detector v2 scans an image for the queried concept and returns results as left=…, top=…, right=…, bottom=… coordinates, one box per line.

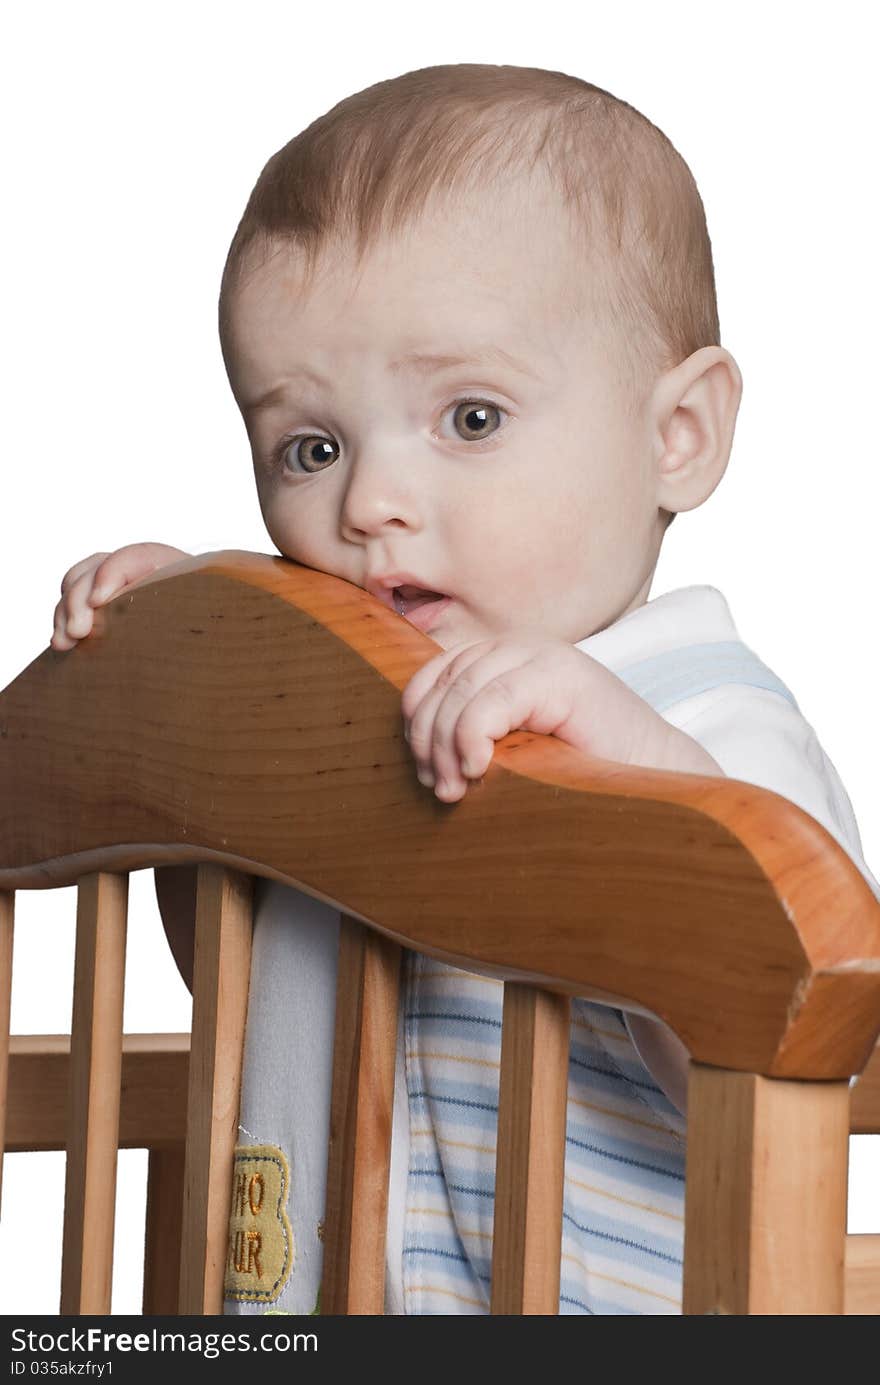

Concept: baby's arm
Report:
left=625, top=1014, right=690, bottom=1116
left=154, top=863, right=198, bottom=992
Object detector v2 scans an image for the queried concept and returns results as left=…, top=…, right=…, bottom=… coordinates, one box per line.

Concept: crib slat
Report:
left=60, top=871, right=129, bottom=1314
left=322, top=916, right=401, bottom=1315
left=491, top=983, right=570, bottom=1314
left=845, top=1233, right=880, bottom=1314
left=0, top=890, right=13, bottom=1205
left=683, top=1064, right=850, bottom=1313
left=144, top=1146, right=186, bottom=1314
left=179, top=864, right=253, bottom=1314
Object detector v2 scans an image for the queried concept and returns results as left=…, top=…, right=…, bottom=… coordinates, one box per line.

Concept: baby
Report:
left=50, top=64, right=878, bottom=1314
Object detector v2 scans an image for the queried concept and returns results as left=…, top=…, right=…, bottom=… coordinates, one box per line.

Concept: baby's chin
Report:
left=425, top=611, right=522, bottom=652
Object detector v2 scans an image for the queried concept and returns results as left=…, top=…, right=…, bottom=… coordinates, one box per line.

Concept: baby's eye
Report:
left=442, top=399, right=506, bottom=445
left=278, top=435, right=340, bottom=474
left=274, top=397, right=507, bottom=474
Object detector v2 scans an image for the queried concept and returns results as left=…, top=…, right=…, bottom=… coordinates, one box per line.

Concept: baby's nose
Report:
left=339, top=451, right=423, bottom=538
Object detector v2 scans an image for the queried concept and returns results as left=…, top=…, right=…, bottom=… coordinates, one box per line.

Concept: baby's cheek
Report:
left=260, top=497, right=315, bottom=567
left=258, top=499, right=296, bottom=560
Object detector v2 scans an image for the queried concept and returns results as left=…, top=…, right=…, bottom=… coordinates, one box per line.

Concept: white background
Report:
left=1, top=0, right=877, bottom=1314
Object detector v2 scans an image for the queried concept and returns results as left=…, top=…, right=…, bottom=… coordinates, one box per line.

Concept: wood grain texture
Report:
left=850, top=1039, right=880, bottom=1133
left=143, top=1146, right=186, bottom=1315
left=1, top=552, right=879, bottom=1081
left=683, top=1063, right=850, bottom=1314
left=844, top=1234, right=880, bottom=1315
left=0, top=890, right=12, bottom=1206
left=60, top=871, right=129, bottom=1315
left=179, top=864, right=253, bottom=1315
left=491, top=984, right=570, bottom=1314
left=322, top=916, right=401, bottom=1315
left=4, top=1033, right=188, bottom=1151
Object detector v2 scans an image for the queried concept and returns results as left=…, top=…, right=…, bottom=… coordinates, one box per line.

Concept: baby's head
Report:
left=219, top=64, right=741, bottom=650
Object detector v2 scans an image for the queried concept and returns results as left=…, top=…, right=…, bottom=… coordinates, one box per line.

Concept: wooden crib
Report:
left=1, top=551, right=879, bottom=1315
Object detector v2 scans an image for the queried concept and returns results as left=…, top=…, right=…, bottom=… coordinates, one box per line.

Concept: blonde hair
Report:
left=219, top=64, right=722, bottom=522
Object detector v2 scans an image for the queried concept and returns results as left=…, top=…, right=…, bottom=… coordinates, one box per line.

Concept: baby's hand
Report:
left=51, top=542, right=190, bottom=650
left=399, top=635, right=645, bottom=801
left=401, top=634, right=722, bottom=800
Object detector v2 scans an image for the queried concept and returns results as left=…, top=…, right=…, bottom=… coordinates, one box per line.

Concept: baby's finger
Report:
left=54, top=570, right=100, bottom=643
left=51, top=587, right=91, bottom=649
left=424, top=647, right=536, bottom=795
left=447, top=671, right=551, bottom=783
left=400, top=639, right=492, bottom=725
left=59, top=551, right=111, bottom=596
left=50, top=612, right=79, bottom=651
left=87, top=548, right=157, bottom=604
left=404, top=644, right=490, bottom=780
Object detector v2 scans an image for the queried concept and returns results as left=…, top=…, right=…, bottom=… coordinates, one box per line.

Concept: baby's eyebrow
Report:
left=241, top=345, right=541, bottom=418
left=388, top=346, right=541, bottom=379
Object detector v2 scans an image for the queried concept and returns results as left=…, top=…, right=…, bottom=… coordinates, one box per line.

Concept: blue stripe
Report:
left=559, top=1294, right=595, bottom=1315
left=615, top=640, right=798, bottom=713
left=402, top=1245, right=474, bottom=1269
left=568, top=1052, right=669, bottom=1095
left=562, top=1210, right=682, bottom=1267
left=409, top=1089, right=498, bottom=1116
left=565, top=1132, right=685, bottom=1183
left=405, top=1010, right=503, bottom=1030
left=409, top=1170, right=495, bottom=1201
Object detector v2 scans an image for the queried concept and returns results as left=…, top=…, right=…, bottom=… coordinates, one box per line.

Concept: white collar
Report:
left=575, top=585, right=741, bottom=673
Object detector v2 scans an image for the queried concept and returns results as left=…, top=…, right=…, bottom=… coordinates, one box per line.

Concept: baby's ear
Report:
left=653, top=346, right=742, bottom=518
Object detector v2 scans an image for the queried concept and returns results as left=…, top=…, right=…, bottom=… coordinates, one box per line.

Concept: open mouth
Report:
left=393, top=585, right=447, bottom=615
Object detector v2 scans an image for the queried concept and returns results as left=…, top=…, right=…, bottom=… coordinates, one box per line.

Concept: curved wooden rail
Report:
left=1, top=551, right=879, bottom=1079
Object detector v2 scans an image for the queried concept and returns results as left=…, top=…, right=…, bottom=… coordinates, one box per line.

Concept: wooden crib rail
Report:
left=2, top=551, right=879, bottom=1083
left=3, top=551, right=880, bottom=1316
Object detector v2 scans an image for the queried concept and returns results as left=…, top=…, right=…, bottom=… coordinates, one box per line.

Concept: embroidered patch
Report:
left=224, top=1144, right=293, bottom=1302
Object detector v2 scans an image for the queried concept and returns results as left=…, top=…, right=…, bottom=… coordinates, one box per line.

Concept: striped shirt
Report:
left=399, top=610, right=799, bottom=1314
left=404, top=965, right=688, bottom=1314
